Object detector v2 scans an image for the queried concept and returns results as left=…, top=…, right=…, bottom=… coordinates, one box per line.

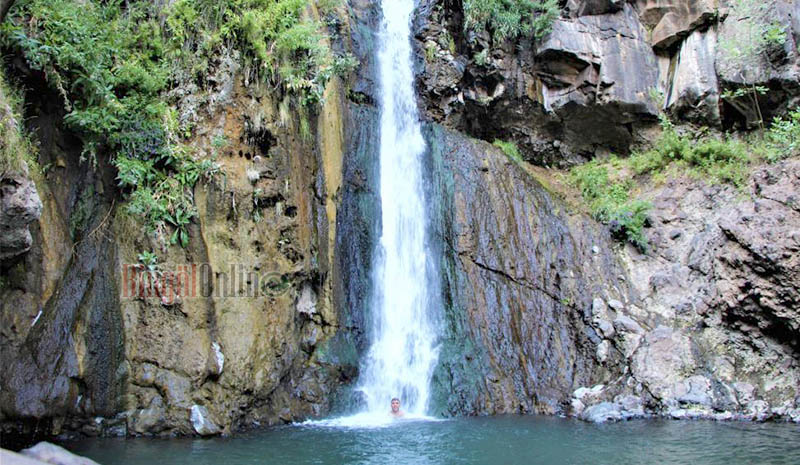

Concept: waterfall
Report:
left=355, top=0, right=440, bottom=416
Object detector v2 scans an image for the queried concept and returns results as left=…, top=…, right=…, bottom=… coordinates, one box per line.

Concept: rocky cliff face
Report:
left=1, top=0, right=799, bottom=443
left=563, top=159, right=800, bottom=423
left=422, top=125, right=800, bottom=422
left=0, top=6, right=373, bottom=439
left=415, top=0, right=800, bottom=163
left=426, top=125, right=631, bottom=415
left=415, top=0, right=800, bottom=422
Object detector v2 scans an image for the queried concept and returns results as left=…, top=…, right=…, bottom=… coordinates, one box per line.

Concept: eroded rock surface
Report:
left=0, top=169, right=42, bottom=262
left=426, top=125, right=631, bottom=415
left=572, top=160, right=800, bottom=422
left=414, top=0, right=800, bottom=161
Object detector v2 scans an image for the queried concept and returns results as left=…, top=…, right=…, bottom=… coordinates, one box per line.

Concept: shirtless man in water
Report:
left=390, top=398, right=405, bottom=417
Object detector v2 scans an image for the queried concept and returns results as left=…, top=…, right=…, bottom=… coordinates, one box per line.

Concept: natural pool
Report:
left=66, top=416, right=800, bottom=465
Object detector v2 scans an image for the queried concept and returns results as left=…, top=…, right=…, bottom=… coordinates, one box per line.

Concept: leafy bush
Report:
left=464, top=0, right=560, bottom=42
left=2, top=0, right=355, bottom=246
left=629, top=115, right=752, bottom=188
left=568, top=107, right=800, bottom=250
left=493, top=139, right=522, bottom=163
left=763, top=108, right=800, bottom=162
left=570, top=161, right=651, bottom=251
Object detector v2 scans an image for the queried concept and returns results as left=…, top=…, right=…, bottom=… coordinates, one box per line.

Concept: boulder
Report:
left=635, top=0, right=718, bottom=50
left=607, top=299, right=625, bottom=312
left=596, top=319, right=616, bottom=339
left=614, top=394, right=645, bottom=419
left=631, top=326, right=695, bottom=401
left=536, top=4, right=659, bottom=115
left=591, top=298, right=610, bottom=320
left=128, top=396, right=167, bottom=435
left=596, top=340, right=610, bottom=362
left=669, top=407, right=713, bottom=420
left=20, top=442, right=100, bottom=465
left=581, top=402, right=623, bottom=423
left=613, top=315, right=644, bottom=335
left=570, top=398, right=586, bottom=415
left=673, top=375, right=713, bottom=407
left=190, top=405, right=222, bottom=436
left=534, top=4, right=659, bottom=152
left=747, top=400, right=772, bottom=422
left=0, top=449, right=52, bottom=465
left=0, top=170, right=42, bottom=262
left=733, top=382, right=755, bottom=406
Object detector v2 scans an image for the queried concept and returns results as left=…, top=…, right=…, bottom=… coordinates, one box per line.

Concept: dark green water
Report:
left=67, top=416, right=800, bottom=465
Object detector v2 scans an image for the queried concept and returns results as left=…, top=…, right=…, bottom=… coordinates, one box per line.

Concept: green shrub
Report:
left=567, top=108, right=799, bottom=250
left=464, top=0, right=560, bottom=42
left=570, top=161, right=651, bottom=251
left=763, top=108, right=800, bottom=162
left=493, top=139, right=522, bottom=163
left=629, top=115, right=752, bottom=188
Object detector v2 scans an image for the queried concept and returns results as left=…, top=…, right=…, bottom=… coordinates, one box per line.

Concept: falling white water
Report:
left=355, top=0, right=440, bottom=418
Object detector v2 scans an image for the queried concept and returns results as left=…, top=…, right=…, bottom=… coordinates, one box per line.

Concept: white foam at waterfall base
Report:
left=308, top=0, right=441, bottom=427
left=302, top=412, right=443, bottom=429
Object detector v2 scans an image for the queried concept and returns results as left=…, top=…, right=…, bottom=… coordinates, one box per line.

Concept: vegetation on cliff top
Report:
left=464, top=0, right=560, bottom=42
left=1, top=0, right=354, bottom=246
left=570, top=112, right=800, bottom=251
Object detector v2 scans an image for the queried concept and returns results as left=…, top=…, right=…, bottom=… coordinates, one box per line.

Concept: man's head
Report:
left=391, top=398, right=400, bottom=413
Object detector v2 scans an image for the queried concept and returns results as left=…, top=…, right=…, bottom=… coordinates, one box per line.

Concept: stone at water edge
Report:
left=20, top=442, right=100, bottom=465
left=190, top=405, right=222, bottom=436
left=581, top=402, right=623, bottom=423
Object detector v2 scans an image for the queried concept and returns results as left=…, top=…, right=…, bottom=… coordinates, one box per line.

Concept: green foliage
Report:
left=567, top=109, right=796, bottom=250
left=629, top=116, right=752, bottom=188
left=763, top=108, right=800, bottom=162
left=137, top=251, right=159, bottom=271
left=718, top=0, right=784, bottom=80
left=0, top=76, right=34, bottom=177
left=464, top=0, right=560, bottom=42
left=570, top=161, right=651, bottom=251
left=647, top=87, right=665, bottom=109
left=493, top=139, right=522, bottom=163
left=425, top=42, right=438, bottom=62
left=2, top=0, right=355, bottom=246
left=474, top=49, right=490, bottom=66
left=115, top=147, right=219, bottom=245
left=765, top=23, right=788, bottom=47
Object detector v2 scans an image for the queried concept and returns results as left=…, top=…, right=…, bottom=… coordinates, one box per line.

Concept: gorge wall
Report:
left=415, top=0, right=800, bottom=422
left=1, top=0, right=799, bottom=443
